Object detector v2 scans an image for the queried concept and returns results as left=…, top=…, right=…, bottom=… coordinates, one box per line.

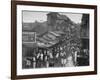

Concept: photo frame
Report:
left=11, top=1, right=97, bottom=80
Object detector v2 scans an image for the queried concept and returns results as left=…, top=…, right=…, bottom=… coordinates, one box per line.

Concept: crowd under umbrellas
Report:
left=22, top=30, right=89, bottom=69
left=23, top=42, right=77, bottom=68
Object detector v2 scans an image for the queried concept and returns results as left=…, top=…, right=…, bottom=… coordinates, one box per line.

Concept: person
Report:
left=36, top=49, right=43, bottom=68
left=47, top=49, right=55, bottom=67
left=26, top=59, right=31, bottom=66
left=48, top=50, right=53, bottom=59
left=45, top=55, right=49, bottom=68
left=33, top=56, right=36, bottom=68
left=61, top=51, right=67, bottom=67
left=65, top=54, right=74, bottom=67
left=74, top=50, right=78, bottom=66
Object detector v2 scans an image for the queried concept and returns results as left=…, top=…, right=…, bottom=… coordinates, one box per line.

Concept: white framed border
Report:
left=17, top=5, right=94, bottom=75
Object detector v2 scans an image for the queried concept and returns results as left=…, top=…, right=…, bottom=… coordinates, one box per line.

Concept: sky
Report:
left=22, top=11, right=82, bottom=23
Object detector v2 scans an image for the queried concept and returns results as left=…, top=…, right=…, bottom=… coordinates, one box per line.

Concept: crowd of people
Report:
left=22, top=29, right=89, bottom=69
left=22, top=40, right=85, bottom=69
